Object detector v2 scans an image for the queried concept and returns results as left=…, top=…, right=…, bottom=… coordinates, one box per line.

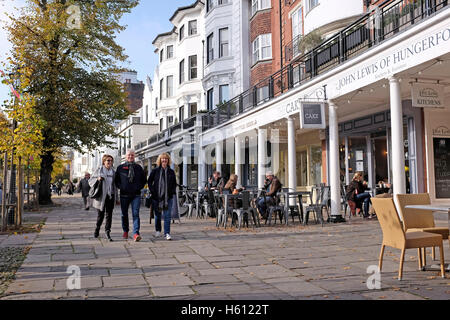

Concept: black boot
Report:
left=94, top=228, right=100, bottom=238
left=106, top=231, right=113, bottom=242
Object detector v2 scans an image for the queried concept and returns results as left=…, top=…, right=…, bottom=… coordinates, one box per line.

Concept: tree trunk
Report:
left=39, top=151, right=54, bottom=205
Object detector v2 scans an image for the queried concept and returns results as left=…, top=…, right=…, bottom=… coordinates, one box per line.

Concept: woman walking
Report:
left=89, top=154, right=118, bottom=241
left=147, top=153, right=176, bottom=240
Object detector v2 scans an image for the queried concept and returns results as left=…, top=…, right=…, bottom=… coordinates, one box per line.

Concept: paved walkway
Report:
left=1, top=195, right=449, bottom=300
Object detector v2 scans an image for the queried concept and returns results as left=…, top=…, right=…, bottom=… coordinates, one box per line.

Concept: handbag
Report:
left=144, top=194, right=151, bottom=208
left=89, top=179, right=102, bottom=199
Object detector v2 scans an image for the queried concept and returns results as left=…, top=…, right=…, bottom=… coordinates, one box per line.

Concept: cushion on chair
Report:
left=406, top=227, right=449, bottom=239
left=405, top=231, right=443, bottom=248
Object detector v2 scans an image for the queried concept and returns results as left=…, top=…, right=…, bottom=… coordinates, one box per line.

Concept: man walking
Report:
left=77, top=172, right=91, bottom=210
left=115, top=150, right=146, bottom=242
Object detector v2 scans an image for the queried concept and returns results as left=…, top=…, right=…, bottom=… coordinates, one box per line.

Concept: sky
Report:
left=0, top=0, right=191, bottom=104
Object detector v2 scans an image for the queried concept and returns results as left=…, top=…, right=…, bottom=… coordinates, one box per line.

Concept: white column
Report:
left=329, top=101, right=342, bottom=219
left=344, top=136, right=350, bottom=186
left=182, top=154, right=188, bottom=187
left=258, top=128, right=267, bottom=189
left=215, top=141, right=223, bottom=175
left=287, top=117, right=297, bottom=197
left=389, top=76, right=406, bottom=202
left=235, top=135, right=243, bottom=189
left=198, top=145, right=205, bottom=191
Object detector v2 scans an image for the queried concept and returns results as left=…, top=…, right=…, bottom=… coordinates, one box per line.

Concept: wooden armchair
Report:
left=395, top=193, right=449, bottom=264
left=371, top=198, right=445, bottom=280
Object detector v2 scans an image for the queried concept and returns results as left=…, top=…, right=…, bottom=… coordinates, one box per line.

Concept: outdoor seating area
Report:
left=176, top=184, right=335, bottom=229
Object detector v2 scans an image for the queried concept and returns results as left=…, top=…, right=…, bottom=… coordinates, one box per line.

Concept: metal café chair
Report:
left=281, top=187, right=303, bottom=224
left=266, top=192, right=286, bottom=226
left=232, top=191, right=254, bottom=229
left=303, top=185, right=326, bottom=226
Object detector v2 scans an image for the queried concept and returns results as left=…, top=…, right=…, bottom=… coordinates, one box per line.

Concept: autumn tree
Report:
left=4, top=0, right=137, bottom=204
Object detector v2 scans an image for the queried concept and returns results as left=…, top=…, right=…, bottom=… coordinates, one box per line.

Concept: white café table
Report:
left=404, top=204, right=450, bottom=272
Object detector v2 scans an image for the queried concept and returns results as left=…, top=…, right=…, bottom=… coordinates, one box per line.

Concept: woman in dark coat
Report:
left=147, top=152, right=177, bottom=240
left=346, top=172, right=371, bottom=218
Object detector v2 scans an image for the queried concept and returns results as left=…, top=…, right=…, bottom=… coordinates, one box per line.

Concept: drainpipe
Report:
left=279, top=0, right=283, bottom=69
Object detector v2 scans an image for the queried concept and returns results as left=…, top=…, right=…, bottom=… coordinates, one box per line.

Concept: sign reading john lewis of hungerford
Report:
left=331, top=20, right=450, bottom=98
left=412, top=83, right=445, bottom=108
left=300, top=103, right=326, bottom=129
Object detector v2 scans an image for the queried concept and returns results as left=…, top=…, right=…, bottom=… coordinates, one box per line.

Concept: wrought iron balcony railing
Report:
left=201, top=0, right=448, bottom=131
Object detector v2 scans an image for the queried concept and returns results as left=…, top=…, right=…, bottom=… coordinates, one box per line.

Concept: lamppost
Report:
left=7, top=72, right=19, bottom=226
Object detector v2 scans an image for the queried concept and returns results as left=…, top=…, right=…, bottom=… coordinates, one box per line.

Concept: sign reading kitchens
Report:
left=412, top=83, right=445, bottom=108
left=300, top=103, right=326, bottom=129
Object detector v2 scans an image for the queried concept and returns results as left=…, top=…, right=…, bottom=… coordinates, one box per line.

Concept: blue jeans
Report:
left=120, top=195, right=141, bottom=235
left=152, top=199, right=173, bottom=236
left=355, top=192, right=371, bottom=217
left=257, top=198, right=267, bottom=217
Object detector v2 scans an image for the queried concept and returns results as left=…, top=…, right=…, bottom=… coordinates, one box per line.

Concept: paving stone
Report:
left=151, top=286, right=195, bottom=297
left=5, top=279, right=55, bottom=294
left=361, top=290, right=426, bottom=300
left=188, top=262, right=215, bottom=270
left=174, top=254, right=206, bottom=263
left=189, top=275, right=240, bottom=285
left=87, top=286, right=152, bottom=299
left=263, top=277, right=330, bottom=296
left=135, top=258, right=179, bottom=267
left=242, top=265, right=297, bottom=279
left=109, top=268, right=143, bottom=276
left=198, top=267, right=245, bottom=276
left=145, top=274, right=194, bottom=287
left=188, top=244, right=229, bottom=257
left=54, top=276, right=103, bottom=291
left=102, top=275, right=147, bottom=288
left=192, top=283, right=252, bottom=295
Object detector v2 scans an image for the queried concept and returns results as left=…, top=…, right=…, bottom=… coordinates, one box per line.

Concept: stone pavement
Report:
left=1, top=195, right=449, bottom=300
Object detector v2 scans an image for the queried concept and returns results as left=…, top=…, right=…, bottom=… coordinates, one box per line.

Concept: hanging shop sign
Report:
left=411, top=83, right=445, bottom=108
left=299, top=102, right=326, bottom=129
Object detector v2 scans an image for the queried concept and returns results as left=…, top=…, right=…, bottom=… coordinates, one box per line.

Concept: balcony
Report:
left=201, top=0, right=449, bottom=131
left=135, top=114, right=203, bottom=151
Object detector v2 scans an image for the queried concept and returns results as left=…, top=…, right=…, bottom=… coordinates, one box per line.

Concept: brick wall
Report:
left=250, top=61, right=273, bottom=87
left=124, top=82, right=144, bottom=113
left=250, top=10, right=272, bottom=42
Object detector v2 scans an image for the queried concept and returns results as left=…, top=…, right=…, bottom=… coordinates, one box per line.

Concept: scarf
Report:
left=125, top=161, right=135, bottom=183
left=158, top=167, right=169, bottom=211
left=102, top=166, right=114, bottom=197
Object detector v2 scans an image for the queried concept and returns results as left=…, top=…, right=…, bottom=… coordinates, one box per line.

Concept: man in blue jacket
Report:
left=115, top=150, right=146, bottom=242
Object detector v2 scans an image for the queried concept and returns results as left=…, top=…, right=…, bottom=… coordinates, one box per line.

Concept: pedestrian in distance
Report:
left=89, top=155, right=118, bottom=241
left=67, top=180, right=74, bottom=195
left=77, top=172, right=91, bottom=210
left=56, top=179, right=62, bottom=196
left=147, top=152, right=177, bottom=241
left=115, top=149, right=146, bottom=242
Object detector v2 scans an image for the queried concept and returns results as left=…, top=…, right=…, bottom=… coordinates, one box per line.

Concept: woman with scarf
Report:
left=147, top=153, right=177, bottom=240
left=89, top=154, right=118, bottom=241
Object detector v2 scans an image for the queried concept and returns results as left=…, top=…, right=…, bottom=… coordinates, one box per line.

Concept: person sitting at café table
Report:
left=256, top=171, right=281, bottom=220
left=204, top=171, right=224, bottom=194
left=346, top=172, right=372, bottom=218
left=223, top=174, right=245, bottom=194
